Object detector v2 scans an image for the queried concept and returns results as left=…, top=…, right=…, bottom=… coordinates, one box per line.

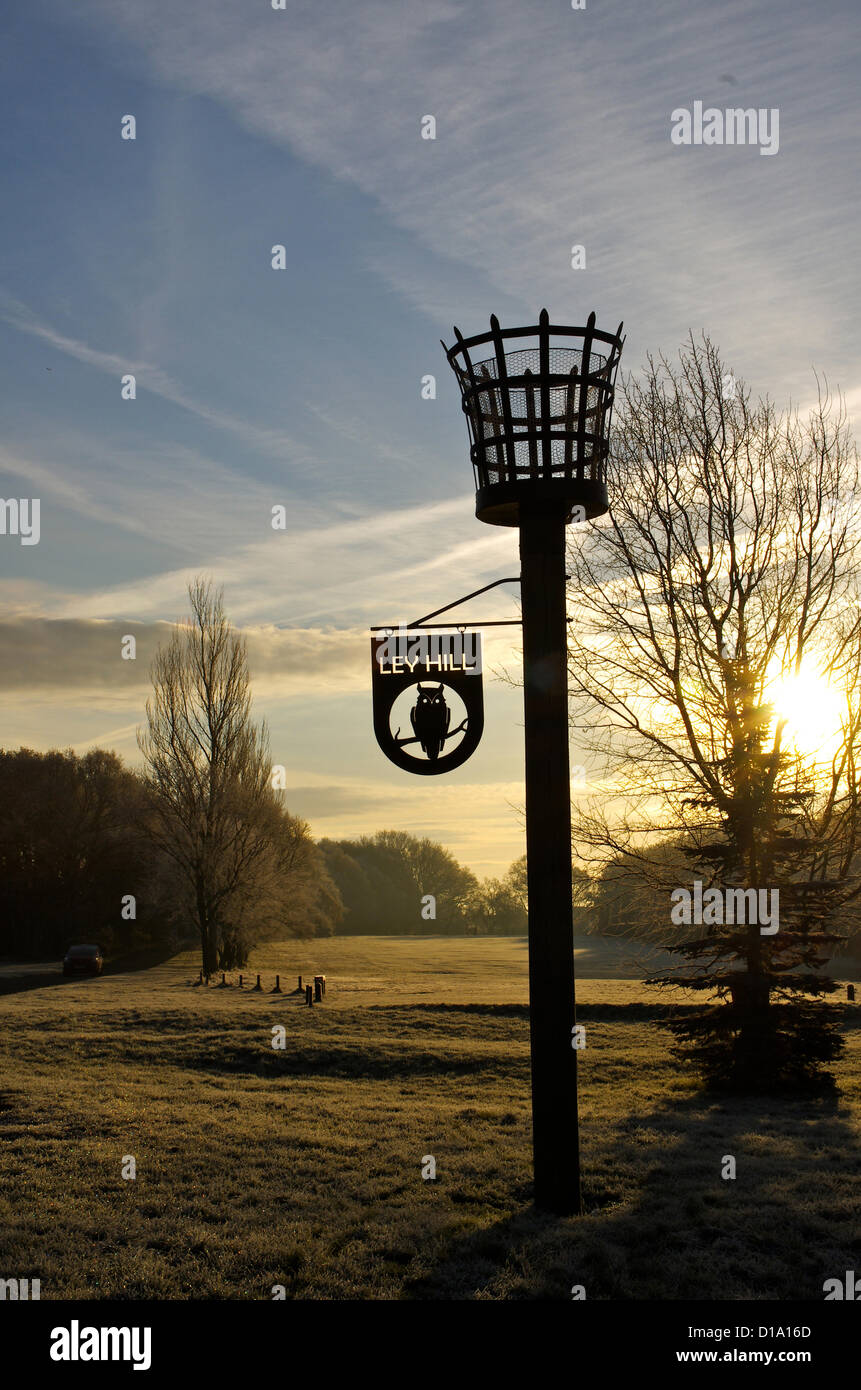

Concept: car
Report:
left=62, top=944, right=104, bottom=977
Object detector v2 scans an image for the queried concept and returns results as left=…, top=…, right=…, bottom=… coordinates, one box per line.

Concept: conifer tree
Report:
left=650, top=659, right=846, bottom=1090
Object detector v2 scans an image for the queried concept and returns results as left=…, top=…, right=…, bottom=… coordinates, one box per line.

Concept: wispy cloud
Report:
left=0, top=294, right=319, bottom=464
left=0, top=461, right=517, bottom=629
left=64, top=0, right=861, bottom=400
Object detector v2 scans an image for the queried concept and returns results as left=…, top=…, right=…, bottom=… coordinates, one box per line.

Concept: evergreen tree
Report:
left=650, top=658, right=847, bottom=1091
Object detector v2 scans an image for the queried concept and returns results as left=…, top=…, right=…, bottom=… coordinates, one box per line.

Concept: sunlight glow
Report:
left=769, top=667, right=845, bottom=760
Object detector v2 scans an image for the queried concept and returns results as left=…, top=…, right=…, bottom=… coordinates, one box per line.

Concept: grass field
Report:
left=1, top=935, right=859, bottom=1300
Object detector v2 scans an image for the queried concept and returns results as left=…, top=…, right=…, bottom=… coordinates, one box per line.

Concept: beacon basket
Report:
left=442, top=308, right=625, bottom=527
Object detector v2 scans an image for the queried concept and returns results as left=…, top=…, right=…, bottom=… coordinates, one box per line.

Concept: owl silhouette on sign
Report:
left=410, top=683, right=451, bottom=761
left=373, top=634, right=483, bottom=775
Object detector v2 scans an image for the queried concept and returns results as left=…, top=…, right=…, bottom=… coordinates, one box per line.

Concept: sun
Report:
left=768, top=666, right=846, bottom=760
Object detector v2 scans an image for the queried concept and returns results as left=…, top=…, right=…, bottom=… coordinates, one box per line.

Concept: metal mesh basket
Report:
left=442, top=309, right=624, bottom=526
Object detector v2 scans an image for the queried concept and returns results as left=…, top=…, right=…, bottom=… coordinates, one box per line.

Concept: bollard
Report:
left=305, top=984, right=313, bottom=1007
left=314, top=977, right=323, bottom=1002
left=238, top=974, right=243, bottom=988
left=253, top=974, right=262, bottom=992
left=221, top=972, right=226, bottom=986
left=298, top=975, right=303, bottom=992
left=273, top=974, right=282, bottom=994
left=849, top=984, right=856, bottom=1002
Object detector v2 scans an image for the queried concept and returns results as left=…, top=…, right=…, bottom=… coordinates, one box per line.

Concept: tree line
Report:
left=0, top=581, right=529, bottom=971
left=0, top=744, right=532, bottom=965
left=319, top=831, right=527, bottom=935
left=0, top=761, right=534, bottom=964
left=0, top=743, right=338, bottom=967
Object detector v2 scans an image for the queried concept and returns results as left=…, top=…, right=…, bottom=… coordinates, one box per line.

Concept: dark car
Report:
left=62, top=944, right=104, bottom=977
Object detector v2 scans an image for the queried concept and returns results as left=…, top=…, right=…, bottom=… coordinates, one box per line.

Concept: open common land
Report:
left=1, top=936, right=859, bottom=1300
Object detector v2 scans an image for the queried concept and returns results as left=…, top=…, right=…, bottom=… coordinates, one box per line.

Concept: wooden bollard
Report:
left=273, top=974, right=282, bottom=994
left=297, top=975, right=303, bottom=992
left=314, top=977, right=323, bottom=1002
left=849, top=984, right=856, bottom=1002
left=253, top=974, right=262, bottom=991
left=221, top=972, right=226, bottom=986
left=305, top=983, right=313, bottom=1006
left=238, top=974, right=243, bottom=988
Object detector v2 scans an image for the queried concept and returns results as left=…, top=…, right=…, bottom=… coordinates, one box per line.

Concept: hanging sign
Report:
left=370, top=627, right=484, bottom=775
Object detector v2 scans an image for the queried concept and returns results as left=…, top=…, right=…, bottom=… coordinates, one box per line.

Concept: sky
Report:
left=0, top=0, right=858, bottom=876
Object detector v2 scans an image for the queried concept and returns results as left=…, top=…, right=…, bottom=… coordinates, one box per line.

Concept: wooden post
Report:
left=273, top=974, right=282, bottom=994
left=519, top=500, right=581, bottom=1216
left=221, top=972, right=226, bottom=986
left=238, top=974, right=243, bottom=988
left=305, top=984, right=313, bottom=1006
left=253, top=974, right=262, bottom=991
left=298, top=975, right=303, bottom=992
left=848, top=984, right=856, bottom=1002
left=314, top=977, right=323, bottom=1002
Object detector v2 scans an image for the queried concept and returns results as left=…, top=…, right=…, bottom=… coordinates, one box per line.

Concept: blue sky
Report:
left=0, top=0, right=858, bottom=874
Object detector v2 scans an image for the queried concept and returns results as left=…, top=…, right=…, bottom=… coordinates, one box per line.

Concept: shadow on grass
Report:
left=185, top=1002, right=704, bottom=1080
left=404, top=1079, right=860, bottom=1300
left=366, top=1001, right=704, bottom=1020
left=188, top=1004, right=858, bottom=1081
left=191, top=1043, right=532, bottom=1080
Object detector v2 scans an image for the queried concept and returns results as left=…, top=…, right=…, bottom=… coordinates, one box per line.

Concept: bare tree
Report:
left=564, top=335, right=861, bottom=1086
left=138, top=579, right=282, bottom=977
left=569, top=336, right=861, bottom=886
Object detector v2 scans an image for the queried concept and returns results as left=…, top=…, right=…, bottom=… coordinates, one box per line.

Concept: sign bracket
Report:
left=368, top=576, right=522, bottom=631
